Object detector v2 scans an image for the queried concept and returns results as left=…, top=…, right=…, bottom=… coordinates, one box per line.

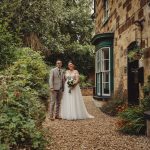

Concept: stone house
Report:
left=91, top=0, right=150, bottom=105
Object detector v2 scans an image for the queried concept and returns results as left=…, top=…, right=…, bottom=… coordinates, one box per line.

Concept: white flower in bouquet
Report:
left=67, top=77, right=75, bottom=93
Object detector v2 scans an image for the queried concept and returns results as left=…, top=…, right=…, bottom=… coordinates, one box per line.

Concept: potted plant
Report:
left=128, top=48, right=143, bottom=62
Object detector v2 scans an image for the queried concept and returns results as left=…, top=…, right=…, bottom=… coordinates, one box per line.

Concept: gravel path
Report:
left=43, top=96, right=150, bottom=150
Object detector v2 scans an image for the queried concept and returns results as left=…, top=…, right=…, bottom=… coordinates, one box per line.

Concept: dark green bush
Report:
left=79, top=74, right=93, bottom=88
left=117, top=75, right=150, bottom=135
left=46, top=45, right=95, bottom=76
left=141, top=96, right=150, bottom=111
left=118, top=107, right=145, bottom=135
left=143, top=75, right=150, bottom=97
left=0, top=22, right=18, bottom=70
left=6, top=48, right=49, bottom=101
left=0, top=82, right=46, bottom=149
left=0, top=48, right=49, bottom=149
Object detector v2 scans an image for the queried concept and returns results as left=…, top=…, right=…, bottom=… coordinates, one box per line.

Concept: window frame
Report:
left=96, top=50, right=101, bottom=96
left=101, top=47, right=111, bottom=96
left=103, top=0, right=110, bottom=23
left=95, top=47, right=111, bottom=97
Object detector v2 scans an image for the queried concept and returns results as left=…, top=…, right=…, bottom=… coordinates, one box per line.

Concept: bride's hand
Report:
left=70, top=83, right=76, bottom=90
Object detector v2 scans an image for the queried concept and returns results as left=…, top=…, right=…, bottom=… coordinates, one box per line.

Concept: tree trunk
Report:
left=23, top=32, right=51, bottom=56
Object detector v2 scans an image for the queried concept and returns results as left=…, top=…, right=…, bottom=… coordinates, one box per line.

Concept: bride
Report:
left=60, top=61, right=94, bottom=120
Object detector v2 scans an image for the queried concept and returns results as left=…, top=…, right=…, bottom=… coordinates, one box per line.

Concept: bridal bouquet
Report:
left=67, top=77, right=75, bottom=93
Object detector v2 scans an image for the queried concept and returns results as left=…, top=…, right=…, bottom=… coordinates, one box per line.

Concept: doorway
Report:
left=127, top=42, right=139, bottom=105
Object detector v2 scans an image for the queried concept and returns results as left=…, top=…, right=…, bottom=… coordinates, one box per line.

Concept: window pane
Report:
left=96, top=51, right=98, bottom=72
left=102, top=48, right=109, bottom=59
left=96, top=73, right=101, bottom=96
left=103, top=72, right=109, bottom=83
left=103, top=83, right=110, bottom=94
left=96, top=47, right=111, bottom=97
left=96, top=51, right=101, bottom=73
left=101, top=47, right=110, bottom=96
left=103, top=60, right=109, bottom=71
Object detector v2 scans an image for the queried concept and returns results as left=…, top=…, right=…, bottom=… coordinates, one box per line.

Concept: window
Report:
left=104, top=0, right=109, bottom=20
left=96, top=50, right=101, bottom=96
left=96, top=47, right=111, bottom=96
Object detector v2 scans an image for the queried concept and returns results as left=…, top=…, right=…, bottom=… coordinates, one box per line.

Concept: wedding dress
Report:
left=60, top=70, right=94, bottom=120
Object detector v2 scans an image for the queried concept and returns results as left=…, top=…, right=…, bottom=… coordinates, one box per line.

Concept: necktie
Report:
left=58, top=69, right=61, bottom=77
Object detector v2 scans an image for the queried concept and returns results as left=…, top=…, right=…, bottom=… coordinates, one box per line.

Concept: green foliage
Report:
left=0, top=48, right=49, bottom=149
left=117, top=96, right=150, bottom=135
left=6, top=48, right=49, bottom=100
left=0, top=22, right=18, bottom=70
left=80, top=74, right=93, bottom=88
left=141, top=75, right=150, bottom=111
left=118, top=107, right=145, bottom=135
left=44, top=0, right=94, bottom=75
left=128, top=48, right=140, bottom=62
left=141, top=96, right=150, bottom=111
left=0, top=0, right=93, bottom=50
left=0, top=83, right=46, bottom=149
left=117, top=75, right=150, bottom=135
left=42, top=0, right=94, bottom=52
left=0, top=0, right=94, bottom=75
left=47, top=44, right=94, bottom=75
left=101, top=99, right=126, bottom=116
left=143, top=75, right=150, bottom=97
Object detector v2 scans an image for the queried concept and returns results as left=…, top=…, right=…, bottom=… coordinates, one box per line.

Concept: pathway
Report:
left=43, top=96, right=150, bottom=150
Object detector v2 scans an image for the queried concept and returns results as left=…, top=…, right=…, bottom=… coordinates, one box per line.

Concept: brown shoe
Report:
left=50, top=118, right=55, bottom=121
left=55, top=116, right=62, bottom=120
left=49, top=117, right=55, bottom=121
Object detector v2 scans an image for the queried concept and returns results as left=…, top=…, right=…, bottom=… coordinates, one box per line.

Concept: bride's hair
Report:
left=68, top=60, right=75, bottom=69
left=68, top=60, right=74, bottom=65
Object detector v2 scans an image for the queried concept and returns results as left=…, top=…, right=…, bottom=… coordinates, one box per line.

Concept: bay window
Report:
left=96, top=47, right=111, bottom=96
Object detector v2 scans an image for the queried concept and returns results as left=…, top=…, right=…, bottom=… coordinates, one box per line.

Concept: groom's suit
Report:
left=49, top=67, right=64, bottom=118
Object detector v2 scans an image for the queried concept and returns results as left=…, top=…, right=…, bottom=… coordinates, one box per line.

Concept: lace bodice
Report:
left=65, top=70, right=80, bottom=83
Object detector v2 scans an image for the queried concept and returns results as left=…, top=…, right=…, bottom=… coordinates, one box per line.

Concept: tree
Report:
left=0, top=0, right=94, bottom=74
left=45, top=0, right=95, bottom=75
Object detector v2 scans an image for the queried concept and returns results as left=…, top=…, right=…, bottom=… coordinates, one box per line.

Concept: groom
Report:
left=49, top=59, right=64, bottom=121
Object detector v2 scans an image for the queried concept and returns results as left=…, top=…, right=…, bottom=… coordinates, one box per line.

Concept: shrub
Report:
left=143, top=75, right=150, bottom=97
left=117, top=95, right=150, bottom=135
left=0, top=22, right=18, bottom=70
left=79, top=74, right=93, bottom=88
left=6, top=48, right=49, bottom=101
left=101, top=99, right=127, bottom=116
left=117, top=75, right=150, bottom=135
left=0, top=81, right=46, bottom=149
left=47, top=44, right=95, bottom=76
left=141, top=96, right=150, bottom=111
left=117, top=107, right=145, bottom=135
left=0, top=48, right=49, bottom=149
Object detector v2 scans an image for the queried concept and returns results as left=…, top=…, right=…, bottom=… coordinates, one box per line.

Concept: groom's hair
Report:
left=68, top=60, right=74, bottom=65
left=56, top=59, right=62, bottom=62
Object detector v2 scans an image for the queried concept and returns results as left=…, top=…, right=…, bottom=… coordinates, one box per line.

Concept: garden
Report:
left=0, top=0, right=94, bottom=149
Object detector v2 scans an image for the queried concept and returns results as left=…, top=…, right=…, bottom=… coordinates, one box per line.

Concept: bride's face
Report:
left=68, top=63, right=74, bottom=70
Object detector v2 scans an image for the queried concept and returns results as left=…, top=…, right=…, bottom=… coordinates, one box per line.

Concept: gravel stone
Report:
left=43, top=96, right=150, bottom=150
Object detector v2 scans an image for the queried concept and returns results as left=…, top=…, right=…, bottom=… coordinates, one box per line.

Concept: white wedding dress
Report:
left=60, top=70, right=94, bottom=120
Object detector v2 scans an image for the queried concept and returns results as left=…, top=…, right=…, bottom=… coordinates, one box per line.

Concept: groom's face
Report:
left=56, top=60, right=62, bottom=68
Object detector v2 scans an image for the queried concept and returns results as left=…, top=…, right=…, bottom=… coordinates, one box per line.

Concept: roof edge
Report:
left=91, top=32, right=114, bottom=45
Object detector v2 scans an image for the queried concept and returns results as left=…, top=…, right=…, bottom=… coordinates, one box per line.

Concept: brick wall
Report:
left=94, top=0, right=150, bottom=98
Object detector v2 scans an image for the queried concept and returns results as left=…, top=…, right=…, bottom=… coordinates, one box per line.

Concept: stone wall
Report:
left=95, top=0, right=150, bottom=99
